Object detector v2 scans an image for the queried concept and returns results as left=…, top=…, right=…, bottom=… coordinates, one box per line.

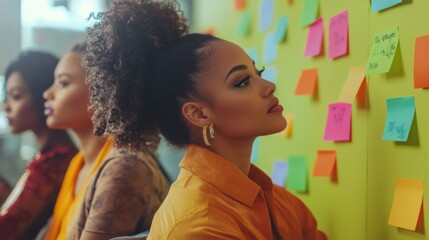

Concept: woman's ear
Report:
left=182, top=102, right=211, bottom=128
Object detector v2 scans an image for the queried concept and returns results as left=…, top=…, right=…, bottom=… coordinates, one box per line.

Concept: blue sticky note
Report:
left=382, top=96, right=415, bottom=141
left=286, top=156, right=308, bottom=192
left=274, top=15, right=288, bottom=43
left=272, top=160, right=288, bottom=186
left=371, top=0, right=402, bottom=12
left=263, top=66, right=277, bottom=83
left=246, top=48, right=259, bottom=66
left=250, top=138, right=260, bottom=163
left=259, top=0, right=274, bottom=32
left=263, top=32, right=277, bottom=64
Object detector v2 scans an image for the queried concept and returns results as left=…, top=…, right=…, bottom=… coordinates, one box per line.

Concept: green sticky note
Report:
left=366, top=27, right=400, bottom=75
left=301, top=0, right=319, bottom=28
left=237, top=11, right=251, bottom=37
left=382, top=96, right=415, bottom=142
left=286, top=156, right=307, bottom=192
left=274, top=15, right=288, bottom=43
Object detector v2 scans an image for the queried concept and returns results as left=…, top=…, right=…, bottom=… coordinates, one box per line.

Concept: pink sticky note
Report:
left=329, top=11, right=348, bottom=59
left=305, top=18, right=324, bottom=57
left=324, top=103, right=352, bottom=141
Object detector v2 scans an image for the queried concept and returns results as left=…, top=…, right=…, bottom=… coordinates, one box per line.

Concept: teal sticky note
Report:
left=250, top=138, right=260, bottom=163
left=246, top=48, right=259, bottom=66
left=274, top=15, right=288, bottom=43
left=263, top=32, right=277, bottom=64
left=286, top=156, right=307, bottom=192
left=259, top=0, right=274, bottom=31
left=371, top=0, right=402, bottom=12
left=301, top=0, right=319, bottom=28
left=272, top=160, right=288, bottom=186
left=263, top=66, right=277, bottom=83
left=382, top=96, right=415, bottom=142
left=237, top=11, right=251, bottom=37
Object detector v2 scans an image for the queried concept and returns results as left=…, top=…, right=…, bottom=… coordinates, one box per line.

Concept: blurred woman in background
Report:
left=43, top=43, right=169, bottom=240
left=0, top=51, right=77, bottom=240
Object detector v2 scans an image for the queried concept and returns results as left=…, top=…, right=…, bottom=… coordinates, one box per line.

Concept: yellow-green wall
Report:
left=193, top=0, right=429, bottom=239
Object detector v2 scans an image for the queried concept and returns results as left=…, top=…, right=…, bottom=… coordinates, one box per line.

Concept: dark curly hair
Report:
left=84, top=0, right=219, bottom=152
left=4, top=51, right=59, bottom=124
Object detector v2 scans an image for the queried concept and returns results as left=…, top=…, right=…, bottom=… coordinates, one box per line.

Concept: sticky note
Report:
left=295, top=68, right=318, bottom=95
left=259, top=0, right=274, bottom=32
left=274, top=15, right=288, bottom=43
left=272, top=160, right=288, bottom=186
left=305, top=18, right=324, bottom=57
left=338, top=67, right=366, bottom=103
left=324, top=103, right=352, bottom=141
left=371, top=0, right=402, bottom=12
left=382, top=96, right=415, bottom=142
left=366, top=27, right=400, bottom=75
left=234, top=0, right=247, bottom=11
left=414, top=35, right=429, bottom=88
left=329, top=11, right=348, bottom=59
left=250, top=138, right=260, bottom=163
left=388, top=178, right=423, bottom=231
left=263, top=32, right=277, bottom=64
left=237, top=11, right=251, bottom=37
left=286, top=156, right=307, bottom=192
left=263, top=66, right=277, bottom=83
left=246, top=48, right=259, bottom=66
left=313, top=150, right=336, bottom=177
left=301, top=0, right=319, bottom=27
left=282, top=114, right=293, bottom=137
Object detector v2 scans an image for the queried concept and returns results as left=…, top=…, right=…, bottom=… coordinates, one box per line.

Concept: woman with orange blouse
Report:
left=83, top=0, right=327, bottom=239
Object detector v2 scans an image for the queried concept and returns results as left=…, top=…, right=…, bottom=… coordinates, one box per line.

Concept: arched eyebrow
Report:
left=224, top=60, right=256, bottom=82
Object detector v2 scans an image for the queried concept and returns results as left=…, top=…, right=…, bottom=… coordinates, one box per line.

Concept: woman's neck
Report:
left=209, top=136, right=254, bottom=175
left=72, top=127, right=107, bottom=165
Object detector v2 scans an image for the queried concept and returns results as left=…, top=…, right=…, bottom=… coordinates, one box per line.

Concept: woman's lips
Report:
left=44, top=107, right=53, bottom=116
left=268, top=97, right=284, bottom=113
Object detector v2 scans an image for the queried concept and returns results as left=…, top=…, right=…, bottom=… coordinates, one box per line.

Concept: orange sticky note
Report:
left=414, top=35, right=429, bottom=88
left=234, top=0, right=247, bottom=11
left=388, top=178, right=424, bottom=231
left=295, top=68, right=318, bottom=95
left=338, top=67, right=366, bottom=103
left=313, top=150, right=336, bottom=177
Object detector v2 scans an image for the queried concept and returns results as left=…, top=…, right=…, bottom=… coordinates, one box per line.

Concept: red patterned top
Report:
left=0, top=144, right=77, bottom=240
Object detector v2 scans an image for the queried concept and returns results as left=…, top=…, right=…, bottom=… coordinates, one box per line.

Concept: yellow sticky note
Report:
left=338, top=67, right=366, bottom=103
left=280, top=114, right=293, bottom=137
left=388, top=178, right=423, bottom=231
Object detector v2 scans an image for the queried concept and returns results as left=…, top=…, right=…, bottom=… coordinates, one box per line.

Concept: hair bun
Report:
left=83, top=0, right=189, bottom=151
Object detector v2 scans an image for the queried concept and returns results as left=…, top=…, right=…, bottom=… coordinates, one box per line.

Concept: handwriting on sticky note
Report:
left=324, top=103, right=352, bottom=141
left=366, top=27, right=399, bottom=75
left=329, top=11, right=348, bottom=59
left=382, top=96, right=415, bottom=142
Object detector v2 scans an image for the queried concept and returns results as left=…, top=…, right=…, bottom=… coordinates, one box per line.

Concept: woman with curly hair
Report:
left=83, top=0, right=327, bottom=239
left=42, top=43, right=169, bottom=240
left=1, top=51, right=77, bottom=239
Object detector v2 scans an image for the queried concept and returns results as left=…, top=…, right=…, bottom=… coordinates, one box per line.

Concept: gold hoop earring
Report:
left=203, top=122, right=215, bottom=146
